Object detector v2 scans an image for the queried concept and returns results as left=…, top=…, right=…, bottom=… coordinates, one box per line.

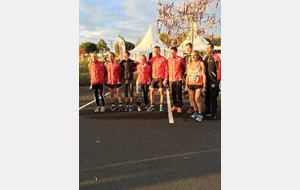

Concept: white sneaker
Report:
left=137, top=106, right=141, bottom=111
left=191, top=112, right=198, bottom=119
left=100, top=106, right=105, bottom=113
left=94, top=106, right=100, bottom=113
left=195, top=114, right=203, bottom=122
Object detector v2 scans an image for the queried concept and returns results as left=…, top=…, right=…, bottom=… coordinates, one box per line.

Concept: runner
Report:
left=185, top=50, right=207, bottom=122
left=183, top=43, right=195, bottom=114
left=88, top=52, right=107, bottom=112
left=147, top=46, right=168, bottom=112
left=105, top=52, right=123, bottom=112
left=120, top=51, right=137, bottom=111
left=167, top=47, right=186, bottom=114
left=203, top=43, right=221, bottom=120
left=136, top=55, right=151, bottom=111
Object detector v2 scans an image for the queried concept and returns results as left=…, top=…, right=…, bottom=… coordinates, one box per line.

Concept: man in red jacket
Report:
left=203, top=43, right=221, bottom=120
left=147, top=46, right=168, bottom=112
left=105, top=52, right=123, bottom=112
left=88, top=52, right=107, bottom=112
left=167, top=47, right=186, bottom=113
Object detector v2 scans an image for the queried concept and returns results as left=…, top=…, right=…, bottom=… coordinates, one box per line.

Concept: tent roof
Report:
left=130, top=25, right=165, bottom=53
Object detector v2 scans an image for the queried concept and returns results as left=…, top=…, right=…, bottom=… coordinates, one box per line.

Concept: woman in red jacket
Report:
left=88, top=52, right=107, bottom=112
left=136, top=55, right=152, bottom=111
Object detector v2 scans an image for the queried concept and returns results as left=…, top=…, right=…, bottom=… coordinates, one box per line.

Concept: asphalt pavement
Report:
left=79, top=86, right=221, bottom=190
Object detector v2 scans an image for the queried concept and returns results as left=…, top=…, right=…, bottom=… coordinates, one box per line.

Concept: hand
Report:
left=184, top=86, right=189, bottom=92
left=163, top=79, right=168, bottom=87
left=201, top=86, right=206, bottom=93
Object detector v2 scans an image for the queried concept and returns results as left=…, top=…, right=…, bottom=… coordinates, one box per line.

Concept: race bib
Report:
left=189, top=75, right=199, bottom=82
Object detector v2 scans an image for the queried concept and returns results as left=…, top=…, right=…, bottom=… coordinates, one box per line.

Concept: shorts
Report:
left=188, top=85, right=203, bottom=91
left=106, top=83, right=122, bottom=89
left=150, top=78, right=163, bottom=89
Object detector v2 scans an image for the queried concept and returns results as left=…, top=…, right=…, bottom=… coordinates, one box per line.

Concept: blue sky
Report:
left=79, top=0, right=221, bottom=45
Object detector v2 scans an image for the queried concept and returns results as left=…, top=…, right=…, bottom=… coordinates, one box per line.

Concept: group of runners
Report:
left=87, top=42, right=221, bottom=121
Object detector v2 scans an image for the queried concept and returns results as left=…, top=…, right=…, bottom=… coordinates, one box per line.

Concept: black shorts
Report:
left=188, top=85, right=203, bottom=91
left=106, top=83, right=122, bottom=89
left=151, top=78, right=163, bottom=89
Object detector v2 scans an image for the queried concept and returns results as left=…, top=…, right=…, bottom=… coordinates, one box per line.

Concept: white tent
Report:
left=130, top=25, right=167, bottom=60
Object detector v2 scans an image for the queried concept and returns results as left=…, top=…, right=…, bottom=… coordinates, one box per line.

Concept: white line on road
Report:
left=79, top=92, right=110, bottom=110
left=80, top=148, right=220, bottom=172
left=166, top=89, right=174, bottom=124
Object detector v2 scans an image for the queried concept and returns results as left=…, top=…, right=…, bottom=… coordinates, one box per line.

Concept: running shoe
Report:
left=159, top=105, right=164, bottom=111
left=118, top=106, right=123, bottom=112
left=100, top=106, right=105, bottom=113
left=205, top=113, right=212, bottom=117
left=129, top=105, right=133, bottom=112
left=187, top=107, right=194, bottom=114
left=177, top=107, right=182, bottom=114
left=137, top=106, right=142, bottom=112
left=195, top=114, right=204, bottom=122
left=110, top=106, right=116, bottom=112
left=124, top=105, right=129, bottom=112
left=170, top=106, right=177, bottom=112
left=191, top=111, right=198, bottom=119
left=94, top=106, right=100, bottom=113
left=147, top=105, right=155, bottom=112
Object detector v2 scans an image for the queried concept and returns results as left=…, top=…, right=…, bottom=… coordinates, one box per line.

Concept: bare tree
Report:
left=156, top=0, right=220, bottom=46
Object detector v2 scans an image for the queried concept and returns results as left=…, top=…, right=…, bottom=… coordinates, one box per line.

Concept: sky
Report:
left=79, top=0, right=221, bottom=47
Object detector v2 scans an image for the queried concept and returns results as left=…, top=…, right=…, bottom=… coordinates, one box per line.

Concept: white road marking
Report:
left=166, top=89, right=174, bottom=124
left=79, top=92, right=110, bottom=110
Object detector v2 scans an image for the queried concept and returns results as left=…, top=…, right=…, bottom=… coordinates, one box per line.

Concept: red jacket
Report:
left=167, top=55, right=186, bottom=81
left=88, top=61, right=106, bottom=84
left=137, top=63, right=152, bottom=85
left=105, top=61, right=122, bottom=84
left=148, top=55, right=168, bottom=80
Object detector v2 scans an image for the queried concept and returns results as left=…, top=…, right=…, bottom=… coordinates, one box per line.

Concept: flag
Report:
left=118, top=36, right=126, bottom=60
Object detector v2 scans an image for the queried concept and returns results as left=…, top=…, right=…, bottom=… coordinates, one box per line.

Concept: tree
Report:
left=156, top=0, right=220, bottom=46
left=97, top=38, right=110, bottom=52
left=205, top=36, right=221, bottom=46
left=80, top=42, right=97, bottom=54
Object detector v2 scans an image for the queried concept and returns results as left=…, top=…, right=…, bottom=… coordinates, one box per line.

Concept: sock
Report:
left=119, top=102, right=122, bottom=107
left=112, top=103, right=115, bottom=107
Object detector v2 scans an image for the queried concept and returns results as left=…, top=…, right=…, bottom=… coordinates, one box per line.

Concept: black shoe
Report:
left=119, top=106, right=123, bottom=112
left=110, top=106, right=116, bottom=112
left=205, top=113, right=212, bottom=117
left=209, top=114, right=217, bottom=120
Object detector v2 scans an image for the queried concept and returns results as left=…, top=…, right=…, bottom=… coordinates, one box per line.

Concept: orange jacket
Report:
left=167, top=55, right=186, bottom=81
left=88, top=61, right=106, bottom=84
left=148, top=55, right=168, bottom=80
left=105, top=61, right=122, bottom=84
left=137, top=63, right=152, bottom=85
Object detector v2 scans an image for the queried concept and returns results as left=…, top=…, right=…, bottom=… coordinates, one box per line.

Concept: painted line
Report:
left=166, top=89, right=174, bottom=124
left=80, top=148, right=220, bottom=172
left=79, top=92, right=110, bottom=110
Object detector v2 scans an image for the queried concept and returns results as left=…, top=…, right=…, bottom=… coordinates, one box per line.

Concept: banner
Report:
left=118, top=36, right=126, bottom=60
